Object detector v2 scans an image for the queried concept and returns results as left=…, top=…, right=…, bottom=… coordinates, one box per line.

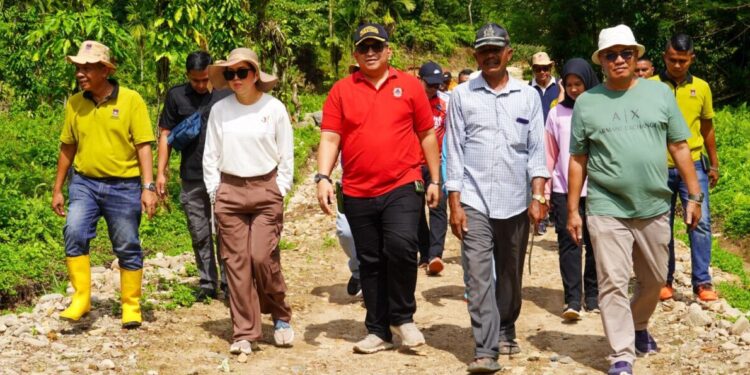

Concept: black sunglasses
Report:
left=533, top=65, right=551, bottom=73
left=603, top=50, right=635, bottom=62
left=223, top=68, right=254, bottom=81
left=356, top=42, right=385, bottom=54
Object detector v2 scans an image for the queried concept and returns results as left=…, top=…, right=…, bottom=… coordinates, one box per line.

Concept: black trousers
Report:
left=551, top=192, right=598, bottom=310
left=418, top=165, right=448, bottom=263
left=344, top=183, right=423, bottom=341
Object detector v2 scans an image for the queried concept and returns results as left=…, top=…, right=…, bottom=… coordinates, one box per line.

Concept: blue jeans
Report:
left=666, top=161, right=712, bottom=290
left=63, top=172, right=144, bottom=270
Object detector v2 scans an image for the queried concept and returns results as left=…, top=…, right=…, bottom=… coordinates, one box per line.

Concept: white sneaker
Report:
left=353, top=334, right=395, bottom=354
left=273, top=320, right=295, bottom=347
left=229, top=340, right=252, bottom=355
left=390, top=322, right=425, bottom=348
left=562, top=307, right=581, bottom=321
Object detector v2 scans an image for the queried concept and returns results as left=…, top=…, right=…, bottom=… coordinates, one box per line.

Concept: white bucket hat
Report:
left=591, top=25, right=646, bottom=65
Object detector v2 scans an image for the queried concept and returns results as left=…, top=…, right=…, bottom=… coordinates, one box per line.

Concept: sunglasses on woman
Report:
left=223, top=67, right=254, bottom=81
left=603, top=50, right=635, bottom=62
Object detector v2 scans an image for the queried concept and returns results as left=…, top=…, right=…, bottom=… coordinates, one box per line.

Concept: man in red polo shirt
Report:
left=316, top=22, right=441, bottom=354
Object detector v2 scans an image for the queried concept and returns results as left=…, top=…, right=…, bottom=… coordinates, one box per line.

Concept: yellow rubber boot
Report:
left=120, top=268, right=143, bottom=329
left=59, top=255, right=91, bottom=321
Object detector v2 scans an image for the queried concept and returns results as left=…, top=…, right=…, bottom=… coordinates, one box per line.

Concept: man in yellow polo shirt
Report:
left=51, top=40, right=157, bottom=328
left=650, top=33, right=719, bottom=302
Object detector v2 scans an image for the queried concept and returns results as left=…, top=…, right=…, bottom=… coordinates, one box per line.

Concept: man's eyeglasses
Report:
left=603, top=50, right=635, bottom=62
left=356, top=42, right=386, bottom=54
left=223, top=68, right=254, bottom=81
left=533, top=65, right=551, bottom=73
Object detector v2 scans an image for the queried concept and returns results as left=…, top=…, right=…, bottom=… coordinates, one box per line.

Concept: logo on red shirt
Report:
left=393, top=87, right=403, bottom=98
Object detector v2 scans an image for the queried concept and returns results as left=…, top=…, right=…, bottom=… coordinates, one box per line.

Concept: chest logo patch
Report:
left=111, top=108, right=120, bottom=119
left=690, top=89, right=696, bottom=97
left=393, top=87, right=403, bottom=98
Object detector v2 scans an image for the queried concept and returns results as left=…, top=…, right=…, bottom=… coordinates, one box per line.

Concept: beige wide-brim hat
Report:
left=208, top=48, right=278, bottom=92
left=66, top=40, right=116, bottom=70
left=591, top=24, right=646, bottom=65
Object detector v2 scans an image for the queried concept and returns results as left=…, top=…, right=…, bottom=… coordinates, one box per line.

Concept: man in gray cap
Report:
left=445, top=23, right=549, bottom=373
left=567, top=24, right=700, bottom=375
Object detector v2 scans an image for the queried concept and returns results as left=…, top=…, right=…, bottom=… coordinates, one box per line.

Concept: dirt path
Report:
left=132, top=162, right=748, bottom=375
left=2, top=159, right=748, bottom=375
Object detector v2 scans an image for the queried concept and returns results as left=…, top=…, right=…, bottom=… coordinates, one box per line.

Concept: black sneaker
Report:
left=347, top=276, right=361, bottom=296
left=195, top=288, right=217, bottom=302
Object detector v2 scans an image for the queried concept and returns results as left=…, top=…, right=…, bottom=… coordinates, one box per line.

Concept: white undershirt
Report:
left=203, top=93, right=294, bottom=196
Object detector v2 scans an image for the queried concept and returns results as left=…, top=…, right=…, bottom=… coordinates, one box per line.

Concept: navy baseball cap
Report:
left=419, top=61, right=444, bottom=85
left=474, top=23, right=509, bottom=49
left=354, top=23, right=389, bottom=45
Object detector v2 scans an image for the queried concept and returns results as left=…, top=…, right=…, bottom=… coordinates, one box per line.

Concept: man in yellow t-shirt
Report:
left=650, top=33, right=719, bottom=302
left=51, top=41, right=157, bottom=328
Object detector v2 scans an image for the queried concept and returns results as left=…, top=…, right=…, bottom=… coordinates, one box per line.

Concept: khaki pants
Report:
left=215, top=170, right=291, bottom=342
left=587, top=213, right=669, bottom=365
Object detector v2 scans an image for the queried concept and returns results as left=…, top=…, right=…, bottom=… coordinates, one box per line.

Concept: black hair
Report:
left=459, top=69, right=473, bottom=76
left=637, top=57, right=652, bottom=63
left=186, top=51, right=212, bottom=72
left=666, top=34, right=694, bottom=52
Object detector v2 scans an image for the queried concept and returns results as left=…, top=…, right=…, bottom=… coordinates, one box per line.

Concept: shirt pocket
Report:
left=502, top=116, right=530, bottom=151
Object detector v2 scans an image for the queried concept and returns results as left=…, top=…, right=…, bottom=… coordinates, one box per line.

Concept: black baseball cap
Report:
left=354, top=23, right=389, bottom=45
left=474, top=23, right=509, bottom=49
left=419, top=61, right=445, bottom=85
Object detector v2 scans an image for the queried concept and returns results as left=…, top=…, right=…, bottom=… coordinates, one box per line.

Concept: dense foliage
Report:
left=1, top=0, right=747, bottom=112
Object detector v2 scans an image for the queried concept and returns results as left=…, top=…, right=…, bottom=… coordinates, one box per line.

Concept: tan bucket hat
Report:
left=208, top=48, right=278, bottom=92
left=66, top=40, right=116, bottom=70
left=531, top=52, right=553, bottom=66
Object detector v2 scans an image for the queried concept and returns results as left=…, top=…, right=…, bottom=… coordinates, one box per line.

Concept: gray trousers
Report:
left=336, top=211, right=359, bottom=279
left=180, top=179, right=226, bottom=291
left=462, top=205, right=529, bottom=359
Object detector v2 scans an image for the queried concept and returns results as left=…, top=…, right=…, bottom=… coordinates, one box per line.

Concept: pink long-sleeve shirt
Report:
left=544, top=104, right=588, bottom=198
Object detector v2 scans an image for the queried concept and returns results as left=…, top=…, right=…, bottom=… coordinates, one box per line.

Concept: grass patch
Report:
left=674, top=219, right=750, bottom=311
left=322, top=235, right=337, bottom=249
left=298, top=93, right=326, bottom=115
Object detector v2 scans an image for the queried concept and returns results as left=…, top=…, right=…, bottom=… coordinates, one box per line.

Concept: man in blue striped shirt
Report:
left=444, top=22, right=550, bottom=373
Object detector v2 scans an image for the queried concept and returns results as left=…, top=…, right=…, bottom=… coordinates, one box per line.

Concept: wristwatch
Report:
left=428, top=181, right=441, bottom=186
left=314, top=173, right=332, bottom=184
left=687, top=192, right=704, bottom=203
left=532, top=194, right=547, bottom=205
left=142, top=182, right=156, bottom=192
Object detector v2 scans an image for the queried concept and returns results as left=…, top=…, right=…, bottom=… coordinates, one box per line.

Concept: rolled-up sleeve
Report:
left=444, top=90, right=465, bottom=192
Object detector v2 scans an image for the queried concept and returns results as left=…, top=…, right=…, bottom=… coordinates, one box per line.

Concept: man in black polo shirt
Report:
left=156, top=51, right=232, bottom=300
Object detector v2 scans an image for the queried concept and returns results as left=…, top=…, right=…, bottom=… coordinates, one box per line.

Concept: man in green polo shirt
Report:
left=567, top=25, right=701, bottom=375
left=51, top=40, right=156, bottom=329
left=650, top=33, right=719, bottom=302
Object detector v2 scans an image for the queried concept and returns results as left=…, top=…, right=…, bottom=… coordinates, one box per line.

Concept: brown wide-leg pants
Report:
left=214, top=170, right=292, bottom=342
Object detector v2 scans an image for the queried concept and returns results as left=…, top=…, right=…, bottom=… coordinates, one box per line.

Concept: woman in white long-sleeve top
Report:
left=203, top=47, right=294, bottom=355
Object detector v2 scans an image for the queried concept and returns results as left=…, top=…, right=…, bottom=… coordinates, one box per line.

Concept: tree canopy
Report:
left=0, top=0, right=747, bottom=111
